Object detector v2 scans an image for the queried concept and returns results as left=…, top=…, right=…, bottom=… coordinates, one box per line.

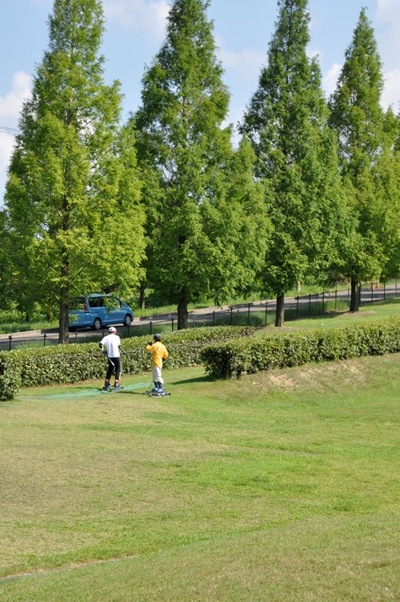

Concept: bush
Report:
left=200, top=318, right=400, bottom=378
left=0, top=326, right=255, bottom=401
left=0, top=352, right=22, bottom=400
left=5, top=318, right=400, bottom=400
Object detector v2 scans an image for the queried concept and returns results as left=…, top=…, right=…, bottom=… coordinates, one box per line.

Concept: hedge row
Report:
left=3, top=319, right=399, bottom=400
left=200, top=318, right=400, bottom=378
left=0, top=326, right=254, bottom=401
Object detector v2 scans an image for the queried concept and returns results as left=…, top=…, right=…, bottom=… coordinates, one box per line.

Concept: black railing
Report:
left=1, top=280, right=399, bottom=352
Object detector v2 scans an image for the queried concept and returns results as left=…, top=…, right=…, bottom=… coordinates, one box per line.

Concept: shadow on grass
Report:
left=285, top=309, right=349, bottom=323
left=171, top=375, right=215, bottom=385
left=297, top=310, right=349, bottom=322
left=115, top=390, right=149, bottom=396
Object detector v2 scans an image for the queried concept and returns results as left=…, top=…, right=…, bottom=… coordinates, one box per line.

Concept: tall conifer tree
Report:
left=372, top=108, right=400, bottom=281
left=328, top=8, right=393, bottom=311
left=134, top=0, right=269, bottom=328
left=3, top=0, right=145, bottom=341
left=240, top=0, right=346, bottom=326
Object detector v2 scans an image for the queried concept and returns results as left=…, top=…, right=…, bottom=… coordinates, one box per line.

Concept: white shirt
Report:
left=100, top=333, right=121, bottom=358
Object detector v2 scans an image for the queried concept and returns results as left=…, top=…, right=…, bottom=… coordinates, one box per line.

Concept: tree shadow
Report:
left=285, top=310, right=350, bottom=323
left=171, top=375, right=215, bottom=385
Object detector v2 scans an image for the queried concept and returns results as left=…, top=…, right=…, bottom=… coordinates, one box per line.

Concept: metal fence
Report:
left=1, top=280, right=399, bottom=352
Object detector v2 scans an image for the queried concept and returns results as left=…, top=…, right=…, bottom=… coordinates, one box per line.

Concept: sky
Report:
left=1, top=0, right=400, bottom=202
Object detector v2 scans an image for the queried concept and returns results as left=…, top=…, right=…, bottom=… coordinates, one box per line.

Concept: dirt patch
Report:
left=248, top=359, right=370, bottom=394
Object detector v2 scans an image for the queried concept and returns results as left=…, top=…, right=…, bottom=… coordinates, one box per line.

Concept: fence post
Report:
left=247, top=304, right=251, bottom=325
left=230, top=306, right=233, bottom=325
left=8, top=335, right=12, bottom=352
left=296, top=296, right=299, bottom=317
left=213, top=311, right=215, bottom=326
left=149, top=320, right=153, bottom=335
left=172, top=317, right=174, bottom=332
left=371, top=282, right=374, bottom=303
left=384, top=282, right=386, bottom=300
left=322, top=292, right=325, bottom=314
left=43, top=333, right=47, bottom=347
left=308, top=294, right=312, bottom=317
left=335, top=290, right=337, bottom=311
left=264, top=302, right=268, bottom=326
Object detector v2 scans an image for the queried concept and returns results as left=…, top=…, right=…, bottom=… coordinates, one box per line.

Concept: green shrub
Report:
left=0, top=326, right=255, bottom=401
left=5, top=318, right=399, bottom=400
left=18, top=344, right=105, bottom=386
left=115, top=327, right=255, bottom=372
left=201, top=318, right=400, bottom=378
left=0, top=352, right=22, bottom=400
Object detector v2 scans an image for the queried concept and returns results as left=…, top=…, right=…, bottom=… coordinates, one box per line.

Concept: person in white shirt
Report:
left=99, top=326, right=122, bottom=391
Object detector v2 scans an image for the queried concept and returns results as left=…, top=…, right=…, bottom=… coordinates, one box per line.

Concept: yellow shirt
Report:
left=146, top=341, right=169, bottom=368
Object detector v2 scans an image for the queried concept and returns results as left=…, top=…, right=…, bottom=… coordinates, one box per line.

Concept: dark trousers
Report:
left=106, top=357, right=121, bottom=381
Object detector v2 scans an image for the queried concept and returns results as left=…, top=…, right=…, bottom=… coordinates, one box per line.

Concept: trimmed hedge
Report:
left=3, top=318, right=400, bottom=399
left=0, top=353, right=22, bottom=400
left=0, top=326, right=254, bottom=401
left=200, top=318, right=400, bottom=378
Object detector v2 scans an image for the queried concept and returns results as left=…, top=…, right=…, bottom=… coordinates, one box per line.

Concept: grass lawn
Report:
left=281, top=298, right=400, bottom=330
left=0, top=356, right=399, bottom=601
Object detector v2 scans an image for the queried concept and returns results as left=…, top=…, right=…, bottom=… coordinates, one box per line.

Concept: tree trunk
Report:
left=59, top=294, right=69, bottom=344
left=275, top=293, right=285, bottom=327
left=138, top=283, right=146, bottom=311
left=59, top=195, right=70, bottom=344
left=177, top=292, right=188, bottom=330
left=350, top=276, right=360, bottom=313
left=58, top=262, right=70, bottom=344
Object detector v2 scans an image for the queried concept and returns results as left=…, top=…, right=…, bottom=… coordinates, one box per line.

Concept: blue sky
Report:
left=1, top=0, right=400, bottom=201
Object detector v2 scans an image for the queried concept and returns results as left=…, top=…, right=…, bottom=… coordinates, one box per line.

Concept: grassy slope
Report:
left=0, top=357, right=399, bottom=601
left=283, top=297, right=400, bottom=329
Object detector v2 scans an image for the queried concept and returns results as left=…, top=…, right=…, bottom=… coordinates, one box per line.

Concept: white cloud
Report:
left=372, top=1, right=400, bottom=110
left=376, top=0, right=400, bottom=67
left=0, top=71, right=32, bottom=202
left=376, top=0, right=400, bottom=19
left=0, top=131, right=15, bottom=164
left=382, top=69, right=400, bottom=111
left=218, top=47, right=265, bottom=82
left=307, top=45, right=321, bottom=61
left=103, top=0, right=169, bottom=41
left=323, top=62, right=342, bottom=97
left=223, top=104, right=246, bottom=135
left=323, top=61, right=400, bottom=111
left=0, top=71, right=31, bottom=121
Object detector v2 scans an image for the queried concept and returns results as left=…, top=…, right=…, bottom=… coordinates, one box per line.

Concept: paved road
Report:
left=0, top=282, right=399, bottom=351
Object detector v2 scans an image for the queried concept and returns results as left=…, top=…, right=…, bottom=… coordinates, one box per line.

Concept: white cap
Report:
left=109, top=326, right=117, bottom=333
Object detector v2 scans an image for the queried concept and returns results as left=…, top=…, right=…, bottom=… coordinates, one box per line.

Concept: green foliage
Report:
left=0, top=352, right=22, bottom=400
left=240, top=0, right=347, bottom=324
left=328, top=9, right=399, bottom=307
left=0, top=326, right=254, bottom=400
left=134, top=0, right=269, bottom=328
left=329, top=9, right=384, bottom=171
left=201, top=317, right=400, bottom=378
left=3, top=0, right=145, bottom=342
left=18, top=345, right=104, bottom=387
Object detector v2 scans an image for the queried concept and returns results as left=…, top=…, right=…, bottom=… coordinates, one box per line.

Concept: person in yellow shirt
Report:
left=146, top=333, right=169, bottom=395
